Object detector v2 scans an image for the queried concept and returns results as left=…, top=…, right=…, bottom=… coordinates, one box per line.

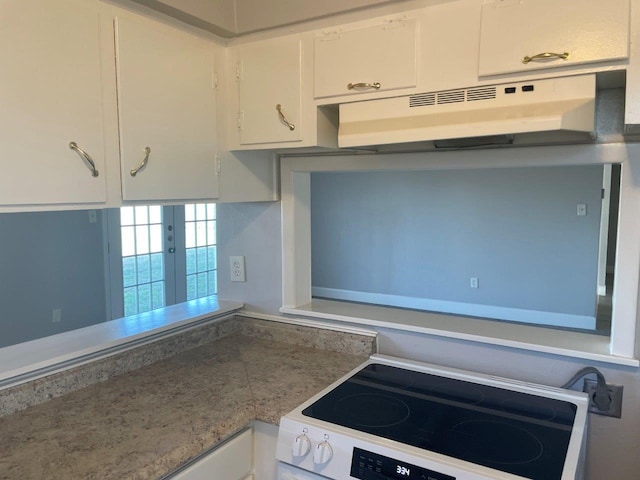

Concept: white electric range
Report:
left=276, top=355, right=589, bottom=480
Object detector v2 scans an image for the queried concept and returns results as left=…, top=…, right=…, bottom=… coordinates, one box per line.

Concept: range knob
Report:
left=292, top=434, right=311, bottom=457
left=313, top=440, right=333, bottom=465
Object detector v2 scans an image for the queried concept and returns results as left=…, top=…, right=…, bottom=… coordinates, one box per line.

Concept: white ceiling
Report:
left=129, top=0, right=404, bottom=37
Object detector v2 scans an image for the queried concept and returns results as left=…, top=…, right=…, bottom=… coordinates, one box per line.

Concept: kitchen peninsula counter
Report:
left=0, top=322, right=373, bottom=479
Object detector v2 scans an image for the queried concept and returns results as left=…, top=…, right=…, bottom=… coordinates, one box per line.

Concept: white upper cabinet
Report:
left=230, top=35, right=337, bottom=151
left=115, top=14, right=219, bottom=202
left=478, top=0, right=630, bottom=77
left=314, top=18, right=418, bottom=100
left=0, top=0, right=106, bottom=206
left=237, top=37, right=303, bottom=145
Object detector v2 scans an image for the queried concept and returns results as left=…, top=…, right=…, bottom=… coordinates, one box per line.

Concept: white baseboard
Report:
left=311, top=287, right=596, bottom=330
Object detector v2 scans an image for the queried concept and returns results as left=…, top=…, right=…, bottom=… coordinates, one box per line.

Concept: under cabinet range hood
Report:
left=338, top=74, right=597, bottom=149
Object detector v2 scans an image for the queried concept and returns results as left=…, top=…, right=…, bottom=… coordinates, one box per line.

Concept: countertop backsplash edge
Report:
left=0, top=314, right=377, bottom=417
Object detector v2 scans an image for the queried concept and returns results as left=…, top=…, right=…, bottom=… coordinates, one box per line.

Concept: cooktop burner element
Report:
left=336, top=393, right=410, bottom=428
left=445, top=419, right=544, bottom=465
left=302, top=363, right=578, bottom=479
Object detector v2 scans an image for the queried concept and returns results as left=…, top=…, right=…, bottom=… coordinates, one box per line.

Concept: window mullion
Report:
left=172, top=206, right=188, bottom=303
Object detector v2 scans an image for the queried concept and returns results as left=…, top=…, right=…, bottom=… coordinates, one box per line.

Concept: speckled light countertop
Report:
left=0, top=333, right=369, bottom=480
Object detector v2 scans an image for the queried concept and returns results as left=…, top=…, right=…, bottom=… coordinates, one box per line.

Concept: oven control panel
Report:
left=351, top=448, right=455, bottom=480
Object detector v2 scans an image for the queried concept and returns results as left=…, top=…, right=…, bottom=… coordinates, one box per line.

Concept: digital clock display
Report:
left=351, top=447, right=455, bottom=480
left=396, top=465, right=411, bottom=476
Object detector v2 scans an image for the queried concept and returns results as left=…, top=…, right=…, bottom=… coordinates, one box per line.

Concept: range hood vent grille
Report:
left=435, top=90, right=465, bottom=104
left=410, top=86, right=498, bottom=108
left=409, top=93, right=435, bottom=107
left=467, top=86, right=497, bottom=102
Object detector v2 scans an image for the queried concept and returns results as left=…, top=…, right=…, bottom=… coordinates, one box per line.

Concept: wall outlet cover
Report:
left=583, top=378, right=623, bottom=418
left=230, top=255, right=246, bottom=282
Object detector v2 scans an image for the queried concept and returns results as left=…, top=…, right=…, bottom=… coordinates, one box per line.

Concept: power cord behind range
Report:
left=562, top=366, right=612, bottom=411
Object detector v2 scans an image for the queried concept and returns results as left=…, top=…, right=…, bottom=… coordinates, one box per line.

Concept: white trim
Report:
left=238, top=309, right=378, bottom=337
left=312, top=287, right=596, bottom=330
left=597, top=285, right=608, bottom=296
left=281, top=171, right=312, bottom=308
left=596, top=164, right=611, bottom=298
left=610, top=156, right=640, bottom=357
left=280, top=300, right=639, bottom=368
left=0, top=297, right=243, bottom=387
left=280, top=143, right=640, bottom=363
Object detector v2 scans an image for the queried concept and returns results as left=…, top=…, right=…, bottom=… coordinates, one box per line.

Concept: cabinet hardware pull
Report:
left=276, top=104, right=296, bottom=131
left=69, top=142, right=99, bottom=177
left=522, top=52, right=569, bottom=64
left=130, top=147, right=151, bottom=177
left=347, top=82, right=382, bottom=90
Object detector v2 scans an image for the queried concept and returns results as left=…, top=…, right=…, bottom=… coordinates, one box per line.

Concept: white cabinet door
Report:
left=238, top=38, right=303, bottom=145
left=115, top=15, right=218, bottom=202
left=253, top=421, right=279, bottom=480
left=314, top=18, right=418, bottom=99
left=0, top=0, right=106, bottom=206
left=478, top=0, right=630, bottom=77
left=168, top=428, right=252, bottom=480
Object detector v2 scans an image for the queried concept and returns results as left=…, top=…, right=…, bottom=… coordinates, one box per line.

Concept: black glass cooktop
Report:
left=302, top=364, right=578, bottom=480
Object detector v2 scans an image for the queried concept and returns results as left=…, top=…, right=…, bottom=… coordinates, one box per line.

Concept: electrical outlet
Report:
left=470, top=277, right=479, bottom=288
left=577, top=204, right=587, bottom=216
left=230, top=256, right=246, bottom=282
left=52, top=309, right=62, bottom=323
left=583, top=379, right=623, bottom=418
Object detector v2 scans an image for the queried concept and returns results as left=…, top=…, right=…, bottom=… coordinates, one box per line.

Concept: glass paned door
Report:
left=107, top=203, right=216, bottom=320
left=184, top=203, right=217, bottom=300
left=120, top=206, right=165, bottom=316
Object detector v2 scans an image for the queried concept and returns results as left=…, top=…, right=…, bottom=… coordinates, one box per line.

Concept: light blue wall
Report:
left=310, top=165, right=603, bottom=323
left=0, top=210, right=107, bottom=347
left=216, top=201, right=282, bottom=314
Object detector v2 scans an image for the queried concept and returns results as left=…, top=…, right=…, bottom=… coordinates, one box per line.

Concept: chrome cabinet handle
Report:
left=69, top=142, right=99, bottom=177
left=276, top=104, right=295, bottom=131
left=522, top=52, right=570, bottom=64
left=347, top=82, right=381, bottom=91
left=130, top=147, right=151, bottom=177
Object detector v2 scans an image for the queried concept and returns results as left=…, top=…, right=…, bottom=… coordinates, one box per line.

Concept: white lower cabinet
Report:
left=253, top=422, right=279, bottom=480
left=168, top=428, right=253, bottom=480
left=166, top=422, right=279, bottom=480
